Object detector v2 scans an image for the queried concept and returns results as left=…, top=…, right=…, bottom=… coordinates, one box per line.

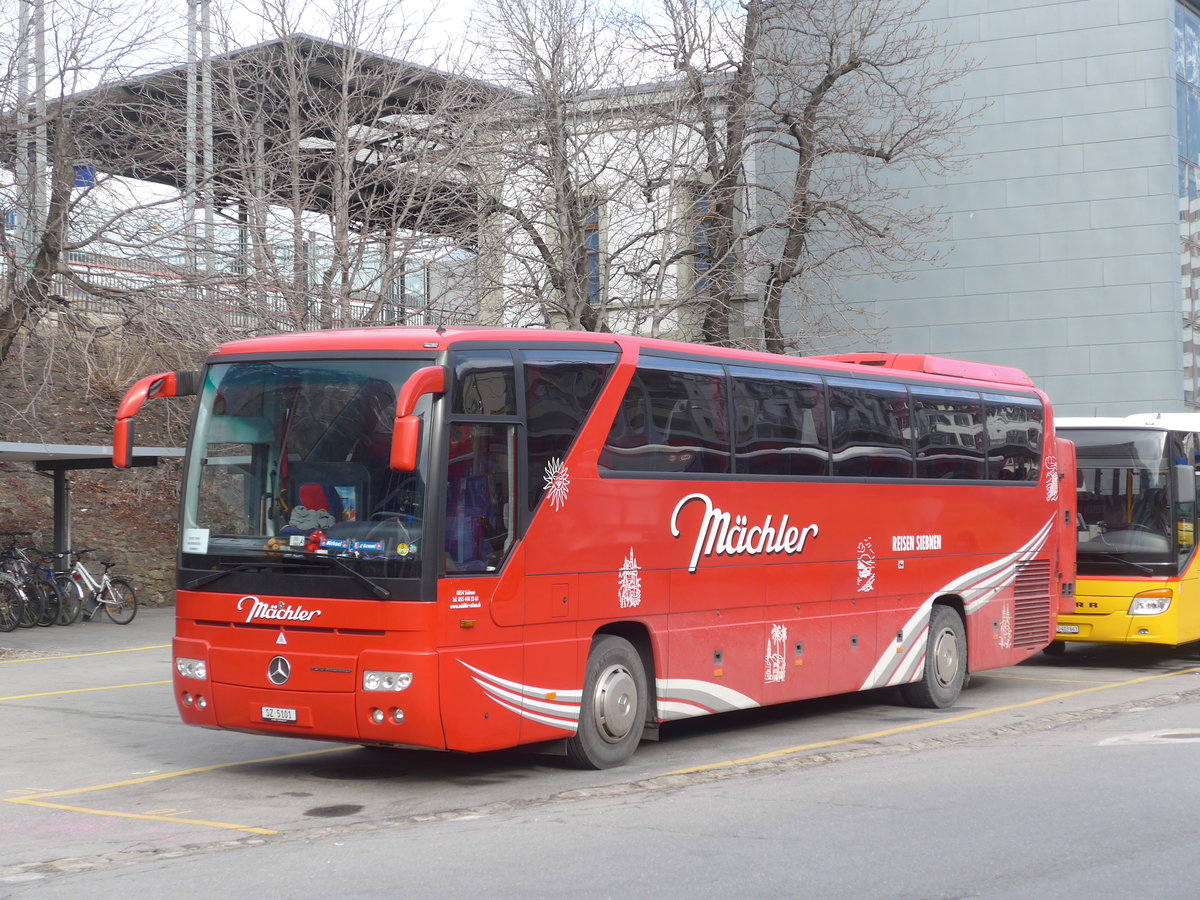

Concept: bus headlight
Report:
left=1129, top=589, right=1172, bottom=616
left=363, top=670, right=413, bottom=692
left=176, top=657, right=208, bottom=680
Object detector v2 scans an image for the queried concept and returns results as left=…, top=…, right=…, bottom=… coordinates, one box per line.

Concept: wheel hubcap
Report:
left=932, top=627, right=960, bottom=687
left=591, top=664, right=637, bottom=743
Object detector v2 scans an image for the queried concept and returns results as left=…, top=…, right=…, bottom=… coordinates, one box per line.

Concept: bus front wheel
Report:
left=901, top=605, right=966, bottom=709
left=565, top=635, right=647, bottom=770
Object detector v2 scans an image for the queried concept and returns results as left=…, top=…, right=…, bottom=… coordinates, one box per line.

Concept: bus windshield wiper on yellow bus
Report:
left=1090, top=552, right=1155, bottom=576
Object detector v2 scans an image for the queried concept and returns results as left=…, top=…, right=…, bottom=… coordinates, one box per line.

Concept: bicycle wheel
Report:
left=0, top=582, right=20, bottom=632
left=17, top=581, right=41, bottom=628
left=54, top=574, right=84, bottom=625
left=101, top=578, right=138, bottom=624
left=34, top=580, right=60, bottom=627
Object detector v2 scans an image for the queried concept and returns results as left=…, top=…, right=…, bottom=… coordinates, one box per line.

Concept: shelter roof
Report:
left=0, top=442, right=182, bottom=471
left=49, top=34, right=509, bottom=236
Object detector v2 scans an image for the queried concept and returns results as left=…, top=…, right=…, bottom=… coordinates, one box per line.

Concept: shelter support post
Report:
left=53, top=468, right=70, bottom=557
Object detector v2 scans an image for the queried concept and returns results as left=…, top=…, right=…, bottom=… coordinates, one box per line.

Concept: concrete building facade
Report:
left=817, top=0, right=1186, bottom=417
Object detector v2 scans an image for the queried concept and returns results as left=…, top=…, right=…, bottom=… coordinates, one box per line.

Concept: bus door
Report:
left=436, top=352, right=527, bottom=752
left=1173, top=433, right=1200, bottom=640
left=1056, top=435, right=1077, bottom=615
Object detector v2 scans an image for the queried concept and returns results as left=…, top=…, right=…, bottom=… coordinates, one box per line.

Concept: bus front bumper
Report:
left=173, top=638, right=445, bottom=749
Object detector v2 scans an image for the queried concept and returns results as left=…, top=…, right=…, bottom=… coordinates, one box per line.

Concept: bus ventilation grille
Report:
left=1012, top=560, right=1052, bottom=649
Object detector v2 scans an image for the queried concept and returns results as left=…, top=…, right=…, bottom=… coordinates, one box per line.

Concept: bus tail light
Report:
left=1129, top=589, right=1172, bottom=616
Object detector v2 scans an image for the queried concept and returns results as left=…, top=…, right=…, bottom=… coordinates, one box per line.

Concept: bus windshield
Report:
left=181, top=359, right=430, bottom=582
left=1070, top=428, right=1181, bottom=572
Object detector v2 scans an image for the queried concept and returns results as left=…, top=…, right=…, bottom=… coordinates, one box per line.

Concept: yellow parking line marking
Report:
left=661, top=665, right=1200, bottom=776
left=4, top=746, right=347, bottom=836
left=986, top=672, right=1121, bottom=685
left=0, top=681, right=171, bottom=702
left=10, top=746, right=346, bottom=802
left=0, top=644, right=171, bottom=663
left=9, top=798, right=278, bottom=835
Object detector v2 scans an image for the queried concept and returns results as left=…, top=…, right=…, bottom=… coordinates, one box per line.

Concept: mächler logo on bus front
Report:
left=671, top=492, right=819, bottom=574
left=237, top=596, right=323, bottom=624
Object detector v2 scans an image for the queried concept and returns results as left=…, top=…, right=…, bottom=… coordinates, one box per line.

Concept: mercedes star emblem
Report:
left=267, top=656, right=292, bottom=685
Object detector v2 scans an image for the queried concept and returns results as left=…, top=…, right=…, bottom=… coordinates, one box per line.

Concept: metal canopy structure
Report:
left=0, top=442, right=183, bottom=556
left=52, top=34, right=507, bottom=236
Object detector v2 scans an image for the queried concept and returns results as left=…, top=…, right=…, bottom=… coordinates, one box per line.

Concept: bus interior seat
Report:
left=299, top=483, right=343, bottom=519
left=287, top=461, right=370, bottom=524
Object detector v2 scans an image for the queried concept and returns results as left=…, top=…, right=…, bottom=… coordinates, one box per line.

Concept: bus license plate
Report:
left=262, top=706, right=297, bottom=723
left=1056, top=624, right=1080, bottom=634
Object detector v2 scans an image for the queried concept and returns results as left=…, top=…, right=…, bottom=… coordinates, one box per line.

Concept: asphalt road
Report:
left=4, top=610, right=1200, bottom=897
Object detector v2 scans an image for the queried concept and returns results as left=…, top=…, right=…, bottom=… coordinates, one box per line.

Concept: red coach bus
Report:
left=115, top=328, right=1075, bottom=768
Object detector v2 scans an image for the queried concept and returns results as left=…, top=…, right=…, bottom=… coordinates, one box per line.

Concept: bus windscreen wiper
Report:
left=185, top=554, right=391, bottom=598
left=303, top=552, right=392, bottom=600
left=1085, top=552, right=1156, bottom=576
left=185, top=563, right=264, bottom=590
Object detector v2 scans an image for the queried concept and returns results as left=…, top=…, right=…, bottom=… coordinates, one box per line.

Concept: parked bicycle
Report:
left=0, top=574, right=22, bottom=632
left=40, top=551, right=84, bottom=625
left=0, top=533, right=61, bottom=629
left=60, top=548, right=138, bottom=625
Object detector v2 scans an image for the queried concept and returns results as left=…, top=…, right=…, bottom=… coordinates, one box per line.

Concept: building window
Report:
left=693, top=193, right=717, bottom=296
left=583, top=203, right=602, bottom=305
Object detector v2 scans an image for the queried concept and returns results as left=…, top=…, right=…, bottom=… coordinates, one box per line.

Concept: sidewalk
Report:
left=0, top=606, right=174, bottom=657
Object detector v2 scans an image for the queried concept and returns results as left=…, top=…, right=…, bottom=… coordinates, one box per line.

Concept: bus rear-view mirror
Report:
left=1176, top=464, right=1196, bottom=505
left=390, top=365, right=446, bottom=471
left=113, top=370, right=200, bottom=467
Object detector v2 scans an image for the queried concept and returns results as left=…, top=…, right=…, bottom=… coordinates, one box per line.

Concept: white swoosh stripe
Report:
left=460, top=660, right=581, bottom=732
left=861, top=516, right=1055, bottom=690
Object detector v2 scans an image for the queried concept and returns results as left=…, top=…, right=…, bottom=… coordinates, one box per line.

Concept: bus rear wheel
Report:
left=901, top=605, right=966, bottom=709
left=565, top=635, right=647, bottom=770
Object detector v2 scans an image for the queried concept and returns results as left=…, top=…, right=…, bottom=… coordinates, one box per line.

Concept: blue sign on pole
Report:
left=73, top=165, right=96, bottom=188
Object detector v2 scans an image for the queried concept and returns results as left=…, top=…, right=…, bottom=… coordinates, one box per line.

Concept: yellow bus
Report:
left=1052, top=415, right=1200, bottom=650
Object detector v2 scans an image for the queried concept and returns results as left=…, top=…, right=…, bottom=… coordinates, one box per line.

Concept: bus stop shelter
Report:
left=0, top=442, right=183, bottom=556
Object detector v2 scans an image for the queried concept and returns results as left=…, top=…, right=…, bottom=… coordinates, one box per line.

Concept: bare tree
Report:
left=637, top=0, right=976, bottom=353
left=628, top=0, right=760, bottom=347
left=0, top=0, right=176, bottom=368
left=185, top=0, right=494, bottom=331
left=468, top=0, right=685, bottom=333
left=0, top=0, right=501, bottom=433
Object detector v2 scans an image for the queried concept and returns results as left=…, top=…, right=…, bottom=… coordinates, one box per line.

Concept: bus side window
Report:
left=984, top=395, right=1043, bottom=482
left=828, top=378, right=912, bottom=478
left=600, top=360, right=729, bottom=474
left=444, top=422, right=515, bottom=575
left=730, top=369, right=828, bottom=476
left=524, top=349, right=618, bottom=511
left=452, top=351, right=516, bottom=416
left=912, top=389, right=984, bottom=480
